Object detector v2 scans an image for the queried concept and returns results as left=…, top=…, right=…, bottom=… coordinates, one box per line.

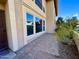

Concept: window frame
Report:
left=26, top=12, right=34, bottom=36
left=25, top=12, right=46, bottom=37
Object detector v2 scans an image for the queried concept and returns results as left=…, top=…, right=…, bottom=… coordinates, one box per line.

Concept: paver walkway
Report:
left=13, top=33, right=79, bottom=59
left=14, top=33, right=59, bottom=59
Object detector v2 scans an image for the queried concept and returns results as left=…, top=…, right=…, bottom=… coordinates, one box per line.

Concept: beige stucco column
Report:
left=5, top=0, right=18, bottom=51
left=46, top=0, right=56, bottom=33
left=14, top=0, right=24, bottom=50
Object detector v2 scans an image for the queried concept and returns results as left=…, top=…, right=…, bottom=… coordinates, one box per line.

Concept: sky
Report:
left=58, top=0, right=79, bottom=18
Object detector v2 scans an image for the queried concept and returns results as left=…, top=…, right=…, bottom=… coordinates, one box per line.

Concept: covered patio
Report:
left=13, top=33, right=79, bottom=59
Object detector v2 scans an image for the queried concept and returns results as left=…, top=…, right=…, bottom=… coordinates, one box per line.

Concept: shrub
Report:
left=55, top=16, right=78, bottom=44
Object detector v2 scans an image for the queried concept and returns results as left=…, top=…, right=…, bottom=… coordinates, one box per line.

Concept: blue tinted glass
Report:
left=35, top=17, right=40, bottom=22
left=43, top=26, right=45, bottom=31
left=35, top=0, right=42, bottom=10
left=35, top=17, right=42, bottom=33
left=26, top=13, right=34, bottom=36
left=27, top=13, right=33, bottom=22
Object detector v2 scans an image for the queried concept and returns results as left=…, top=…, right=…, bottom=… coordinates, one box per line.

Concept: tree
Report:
left=56, top=17, right=64, bottom=26
left=66, top=16, right=78, bottom=29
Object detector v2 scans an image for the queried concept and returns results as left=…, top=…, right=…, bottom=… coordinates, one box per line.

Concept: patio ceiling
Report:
left=54, top=0, right=58, bottom=16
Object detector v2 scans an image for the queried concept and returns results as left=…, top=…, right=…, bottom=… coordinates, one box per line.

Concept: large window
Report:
left=26, top=13, right=34, bottom=36
left=35, top=17, right=42, bottom=33
left=35, top=0, right=42, bottom=10
left=26, top=13, right=46, bottom=36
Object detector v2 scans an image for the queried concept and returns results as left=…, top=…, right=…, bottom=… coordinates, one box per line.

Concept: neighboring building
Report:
left=0, top=0, right=57, bottom=52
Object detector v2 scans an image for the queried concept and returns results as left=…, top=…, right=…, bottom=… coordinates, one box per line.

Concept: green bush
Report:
left=55, top=17, right=78, bottom=43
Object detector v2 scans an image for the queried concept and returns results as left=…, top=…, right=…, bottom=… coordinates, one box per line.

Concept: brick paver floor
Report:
left=13, top=33, right=79, bottom=59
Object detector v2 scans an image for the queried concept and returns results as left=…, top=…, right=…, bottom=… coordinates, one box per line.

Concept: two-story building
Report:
left=0, top=0, right=57, bottom=53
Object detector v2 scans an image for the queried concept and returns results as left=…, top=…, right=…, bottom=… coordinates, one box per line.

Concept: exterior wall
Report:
left=22, top=4, right=46, bottom=45
left=0, top=0, right=57, bottom=51
left=5, top=0, right=18, bottom=51
left=46, top=0, right=56, bottom=33
left=4, top=0, right=24, bottom=51
left=22, top=0, right=56, bottom=45
left=23, top=0, right=46, bottom=18
left=14, top=0, right=24, bottom=50
left=13, top=0, right=47, bottom=49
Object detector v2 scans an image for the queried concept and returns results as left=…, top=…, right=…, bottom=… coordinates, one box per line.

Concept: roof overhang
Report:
left=54, top=0, right=58, bottom=16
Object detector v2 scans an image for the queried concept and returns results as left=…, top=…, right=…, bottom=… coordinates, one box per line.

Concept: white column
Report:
left=6, top=0, right=18, bottom=51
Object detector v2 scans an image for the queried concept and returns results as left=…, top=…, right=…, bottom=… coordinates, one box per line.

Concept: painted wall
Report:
left=5, top=0, right=47, bottom=51
left=0, top=0, right=56, bottom=51
left=23, top=0, right=46, bottom=18
left=5, top=0, right=18, bottom=51
left=46, top=0, right=56, bottom=33
left=14, top=0, right=24, bottom=51
left=22, top=5, right=46, bottom=45
left=5, top=0, right=24, bottom=51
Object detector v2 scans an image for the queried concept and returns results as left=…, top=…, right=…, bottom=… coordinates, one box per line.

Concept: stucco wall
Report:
left=0, top=2, right=17, bottom=51
left=23, top=0, right=46, bottom=18
left=21, top=0, right=47, bottom=45
left=5, top=0, right=18, bottom=51
left=46, top=0, right=56, bottom=33
left=14, top=0, right=24, bottom=50
left=22, top=5, right=46, bottom=45
left=0, top=0, right=56, bottom=51
left=5, top=0, right=47, bottom=51
left=5, top=2, right=13, bottom=51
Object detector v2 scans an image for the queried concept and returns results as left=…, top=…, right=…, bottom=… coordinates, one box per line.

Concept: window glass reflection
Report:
left=35, top=17, right=42, bottom=33
left=43, top=20, right=45, bottom=31
left=26, top=13, right=34, bottom=36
